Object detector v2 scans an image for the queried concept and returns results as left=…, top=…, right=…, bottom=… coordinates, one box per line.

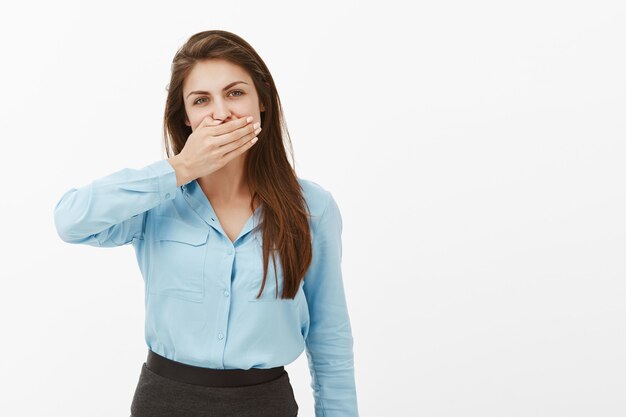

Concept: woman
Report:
left=53, top=30, right=359, bottom=417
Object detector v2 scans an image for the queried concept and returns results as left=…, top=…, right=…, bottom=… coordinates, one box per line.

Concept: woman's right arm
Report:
left=53, top=156, right=191, bottom=247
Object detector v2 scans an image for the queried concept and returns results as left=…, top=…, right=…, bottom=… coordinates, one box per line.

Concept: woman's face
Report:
left=182, top=58, right=265, bottom=131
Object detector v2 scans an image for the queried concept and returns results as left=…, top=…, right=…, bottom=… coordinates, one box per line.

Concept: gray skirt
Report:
left=130, top=361, right=299, bottom=417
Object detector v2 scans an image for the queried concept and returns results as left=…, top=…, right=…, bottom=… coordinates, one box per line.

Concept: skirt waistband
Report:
left=145, top=349, right=286, bottom=387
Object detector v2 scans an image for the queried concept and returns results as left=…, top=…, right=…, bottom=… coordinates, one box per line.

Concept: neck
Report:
left=197, top=155, right=251, bottom=204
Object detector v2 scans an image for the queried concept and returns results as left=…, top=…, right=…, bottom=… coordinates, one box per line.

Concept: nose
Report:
left=208, top=99, right=232, bottom=123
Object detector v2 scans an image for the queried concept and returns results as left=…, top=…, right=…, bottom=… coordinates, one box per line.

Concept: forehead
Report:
left=183, top=59, right=251, bottom=90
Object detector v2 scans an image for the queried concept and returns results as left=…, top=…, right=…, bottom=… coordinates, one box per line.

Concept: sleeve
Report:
left=53, top=158, right=178, bottom=247
left=302, top=190, right=360, bottom=417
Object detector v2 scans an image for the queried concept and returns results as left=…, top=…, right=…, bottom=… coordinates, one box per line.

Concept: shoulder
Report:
left=296, top=176, right=341, bottom=230
left=297, top=176, right=332, bottom=212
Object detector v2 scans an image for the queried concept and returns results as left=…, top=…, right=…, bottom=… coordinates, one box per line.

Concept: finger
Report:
left=222, top=133, right=259, bottom=161
left=203, top=115, right=253, bottom=135
left=215, top=118, right=259, bottom=147
left=219, top=124, right=259, bottom=154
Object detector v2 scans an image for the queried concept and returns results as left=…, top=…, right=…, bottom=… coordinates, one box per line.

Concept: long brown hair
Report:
left=162, top=30, right=312, bottom=300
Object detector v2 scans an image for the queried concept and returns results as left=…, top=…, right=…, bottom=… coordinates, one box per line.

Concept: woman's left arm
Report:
left=302, top=190, right=360, bottom=417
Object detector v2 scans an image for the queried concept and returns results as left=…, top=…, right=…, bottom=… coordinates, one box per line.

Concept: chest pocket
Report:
left=248, top=231, right=300, bottom=303
left=148, top=216, right=210, bottom=303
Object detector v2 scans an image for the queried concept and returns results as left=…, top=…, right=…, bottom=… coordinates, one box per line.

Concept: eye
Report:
left=193, top=90, right=245, bottom=105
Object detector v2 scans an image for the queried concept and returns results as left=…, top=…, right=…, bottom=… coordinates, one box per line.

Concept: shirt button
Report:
left=165, top=193, right=170, bottom=199
left=218, top=332, right=224, bottom=340
left=227, top=248, right=234, bottom=255
left=223, top=290, right=230, bottom=297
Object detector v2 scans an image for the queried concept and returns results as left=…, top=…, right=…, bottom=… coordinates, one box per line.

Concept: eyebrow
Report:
left=186, top=81, right=249, bottom=99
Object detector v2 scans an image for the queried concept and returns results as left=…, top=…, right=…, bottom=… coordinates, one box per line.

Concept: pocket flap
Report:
left=153, top=216, right=210, bottom=246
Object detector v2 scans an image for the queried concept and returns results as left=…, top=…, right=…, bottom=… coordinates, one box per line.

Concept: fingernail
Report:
left=246, top=116, right=254, bottom=123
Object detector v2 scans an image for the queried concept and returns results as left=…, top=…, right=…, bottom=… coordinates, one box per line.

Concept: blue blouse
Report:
left=53, top=158, right=359, bottom=417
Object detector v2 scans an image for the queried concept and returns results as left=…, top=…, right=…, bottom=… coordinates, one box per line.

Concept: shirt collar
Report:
left=181, top=179, right=263, bottom=244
